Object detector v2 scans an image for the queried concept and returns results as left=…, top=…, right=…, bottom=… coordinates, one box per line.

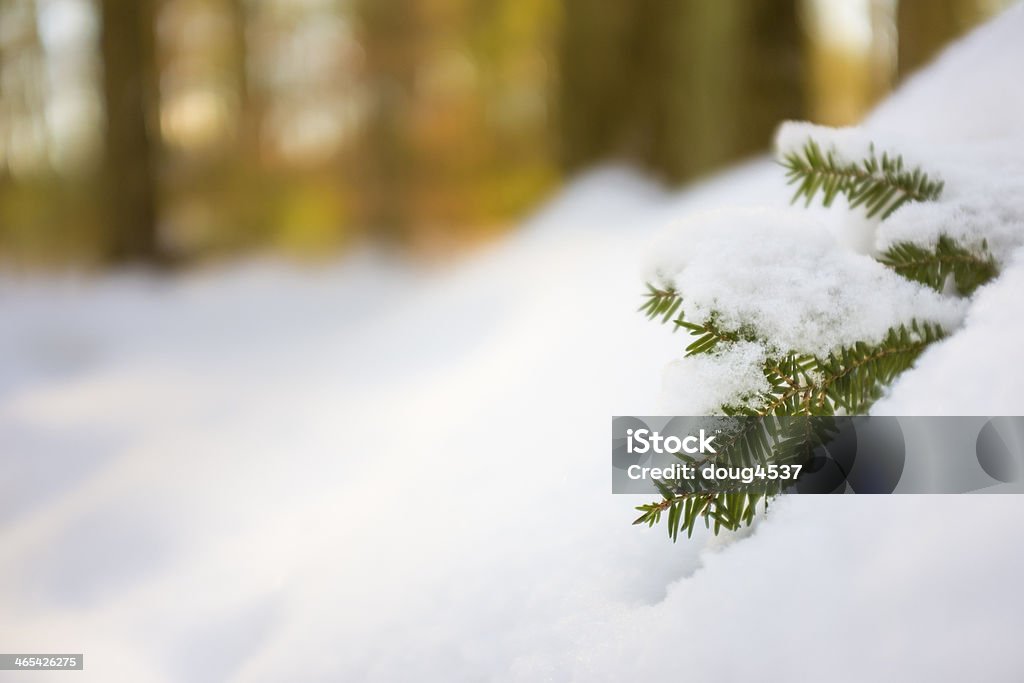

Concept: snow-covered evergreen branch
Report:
left=635, top=132, right=992, bottom=540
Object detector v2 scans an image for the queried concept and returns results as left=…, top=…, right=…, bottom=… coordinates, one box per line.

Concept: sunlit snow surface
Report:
left=3, top=6, right=1024, bottom=682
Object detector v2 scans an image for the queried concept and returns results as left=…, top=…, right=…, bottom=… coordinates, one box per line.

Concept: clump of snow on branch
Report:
left=875, top=244, right=1024, bottom=415
left=773, top=121, right=920, bottom=172
left=875, top=140, right=1024, bottom=263
left=648, top=208, right=964, bottom=358
left=661, top=341, right=768, bottom=414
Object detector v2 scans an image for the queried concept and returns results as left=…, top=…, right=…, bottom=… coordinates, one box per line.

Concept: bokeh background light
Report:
left=0, top=0, right=1012, bottom=265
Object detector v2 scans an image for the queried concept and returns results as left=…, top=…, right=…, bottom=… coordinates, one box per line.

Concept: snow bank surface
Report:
left=2, top=7, right=1024, bottom=683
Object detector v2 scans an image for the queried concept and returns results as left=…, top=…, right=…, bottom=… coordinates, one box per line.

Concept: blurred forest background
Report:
left=0, top=0, right=1014, bottom=267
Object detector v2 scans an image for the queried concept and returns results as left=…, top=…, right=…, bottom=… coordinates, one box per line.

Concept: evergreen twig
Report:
left=634, top=321, right=943, bottom=538
left=675, top=313, right=754, bottom=356
left=879, top=235, right=998, bottom=295
left=639, top=283, right=682, bottom=324
left=782, top=140, right=944, bottom=219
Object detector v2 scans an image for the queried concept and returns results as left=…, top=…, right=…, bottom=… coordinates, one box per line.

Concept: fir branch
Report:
left=639, top=283, right=682, bottom=324
left=878, top=235, right=998, bottom=295
left=635, top=417, right=790, bottom=538
left=756, top=354, right=822, bottom=416
left=633, top=492, right=766, bottom=540
left=818, top=320, right=944, bottom=414
left=745, top=322, right=942, bottom=417
left=636, top=319, right=941, bottom=538
left=782, top=140, right=944, bottom=219
left=634, top=417, right=815, bottom=538
left=675, top=314, right=751, bottom=356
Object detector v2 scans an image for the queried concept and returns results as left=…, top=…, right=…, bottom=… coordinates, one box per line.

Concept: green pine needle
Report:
left=817, top=319, right=945, bottom=413
left=878, top=235, right=998, bottom=295
left=675, top=313, right=751, bottom=356
left=639, top=283, right=682, bottom=324
left=781, top=140, right=944, bottom=219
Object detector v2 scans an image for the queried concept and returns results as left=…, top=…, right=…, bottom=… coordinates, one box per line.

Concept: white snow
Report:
left=874, top=138, right=1024, bottom=263
left=661, top=341, right=768, bottom=414
left=774, top=120, right=886, bottom=168
left=866, top=2, right=1024, bottom=143
left=3, top=5, right=1024, bottom=682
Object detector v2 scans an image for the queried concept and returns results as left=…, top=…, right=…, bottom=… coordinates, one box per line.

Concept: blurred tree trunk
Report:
left=98, top=0, right=163, bottom=263
left=227, top=0, right=257, bottom=149
left=558, top=0, right=803, bottom=184
left=897, top=0, right=987, bottom=78
left=557, top=0, right=638, bottom=174
left=740, top=0, right=805, bottom=149
left=354, top=0, right=420, bottom=243
left=0, top=0, right=48, bottom=177
left=803, top=0, right=896, bottom=125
